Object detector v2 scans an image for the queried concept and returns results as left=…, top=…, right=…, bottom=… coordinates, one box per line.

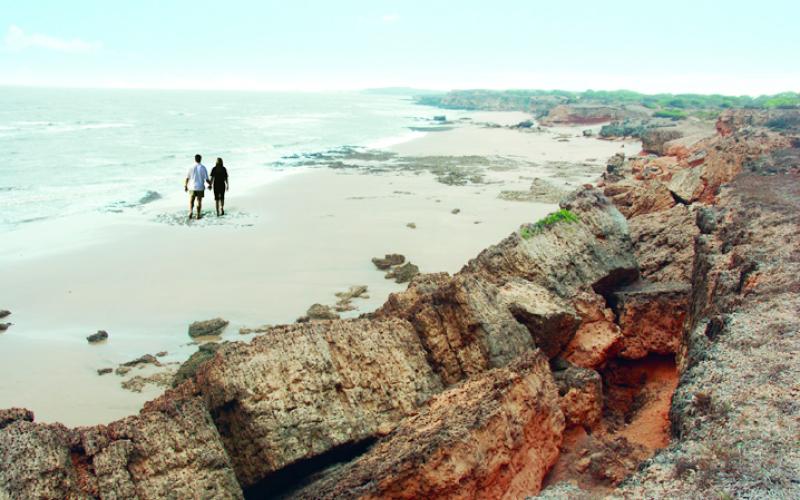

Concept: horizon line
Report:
left=1, top=82, right=797, bottom=99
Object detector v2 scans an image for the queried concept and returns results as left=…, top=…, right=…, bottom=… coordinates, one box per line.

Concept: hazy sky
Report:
left=1, top=0, right=798, bottom=95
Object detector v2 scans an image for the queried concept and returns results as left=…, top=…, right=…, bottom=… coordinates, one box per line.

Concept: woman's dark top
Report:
left=210, top=166, right=228, bottom=193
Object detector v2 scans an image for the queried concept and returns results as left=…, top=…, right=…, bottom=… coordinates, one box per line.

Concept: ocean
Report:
left=0, top=87, right=436, bottom=233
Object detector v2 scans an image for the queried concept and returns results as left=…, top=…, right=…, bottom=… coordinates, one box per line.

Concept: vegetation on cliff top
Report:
left=520, top=209, right=579, bottom=239
left=418, top=89, right=800, bottom=115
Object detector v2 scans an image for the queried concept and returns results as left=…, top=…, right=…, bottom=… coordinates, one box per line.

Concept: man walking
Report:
left=184, top=154, right=209, bottom=219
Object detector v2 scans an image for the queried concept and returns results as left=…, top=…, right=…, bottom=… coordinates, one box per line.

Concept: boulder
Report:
left=562, top=291, right=622, bottom=369
left=189, top=318, right=443, bottom=488
left=86, top=330, right=108, bottom=343
left=371, top=253, right=405, bottom=270
left=294, top=351, right=564, bottom=499
left=612, top=281, right=691, bottom=359
left=668, top=166, right=703, bottom=203
left=188, top=318, right=229, bottom=338
left=0, top=310, right=9, bottom=319
left=385, top=262, right=420, bottom=283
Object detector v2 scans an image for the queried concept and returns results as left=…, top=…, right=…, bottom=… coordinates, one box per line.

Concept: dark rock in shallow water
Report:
left=451, top=208, right=461, bottom=214
left=97, top=368, right=113, bottom=376
left=0, top=323, right=10, bottom=332
left=188, top=318, right=229, bottom=338
left=0, top=310, right=10, bottom=319
left=386, top=262, right=420, bottom=283
left=86, top=330, right=109, bottom=343
left=120, top=354, right=161, bottom=368
left=372, top=253, right=405, bottom=270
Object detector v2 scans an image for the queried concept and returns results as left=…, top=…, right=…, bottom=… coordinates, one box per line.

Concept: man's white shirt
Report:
left=187, top=163, right=209, bottom=191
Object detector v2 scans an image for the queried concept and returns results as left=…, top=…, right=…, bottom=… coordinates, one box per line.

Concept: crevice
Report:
left=243, top=437, right=378, bottom=500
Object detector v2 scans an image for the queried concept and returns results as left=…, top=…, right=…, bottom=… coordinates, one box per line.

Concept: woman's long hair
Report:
left=215, top=157, right=224, bottom=168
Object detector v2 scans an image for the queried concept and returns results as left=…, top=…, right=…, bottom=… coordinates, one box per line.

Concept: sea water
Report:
left=0, top=87, right=437, bottom=235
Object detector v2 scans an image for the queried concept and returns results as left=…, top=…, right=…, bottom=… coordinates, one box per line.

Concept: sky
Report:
left=1, top=0, right=798, bottom=95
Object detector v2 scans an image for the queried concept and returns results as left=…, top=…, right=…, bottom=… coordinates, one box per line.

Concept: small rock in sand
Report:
left=188, top=318, right=229, bottom=338
left=155, top=351, right=168, bottom=357
left=0, top=323, right=10, bottom=332
left=406, top=222, right=417, bottom=229
left=0, top=310, right=10, bottom=319
left=371, top=254, right=405, bottom=270
left=86, top=330, right=109, bottom=343
left=451, top=208, right=461, bottom=214
left=385, top=262, right=420, bottom=283
left=97, top=368, right=113, bottom=376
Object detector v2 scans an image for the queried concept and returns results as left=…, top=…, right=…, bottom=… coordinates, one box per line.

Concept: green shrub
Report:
left=520, top=209, right=580, bottom=239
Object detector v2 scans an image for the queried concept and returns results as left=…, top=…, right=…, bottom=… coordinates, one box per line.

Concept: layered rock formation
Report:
left=294, top=352, right=564, bottom=499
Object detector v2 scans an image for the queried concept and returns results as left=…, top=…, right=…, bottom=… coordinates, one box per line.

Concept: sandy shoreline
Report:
left=0, top=111, right=638, bottom=426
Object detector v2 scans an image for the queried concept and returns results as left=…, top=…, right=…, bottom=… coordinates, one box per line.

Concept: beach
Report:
left=0, top=110, right=638, bottom=426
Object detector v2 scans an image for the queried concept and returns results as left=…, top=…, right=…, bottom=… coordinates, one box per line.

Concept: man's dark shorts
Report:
left=190, top=190, right=204, bottom=202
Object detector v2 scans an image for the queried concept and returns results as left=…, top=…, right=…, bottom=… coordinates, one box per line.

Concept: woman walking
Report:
left=209, top=157, right=229, bottom=216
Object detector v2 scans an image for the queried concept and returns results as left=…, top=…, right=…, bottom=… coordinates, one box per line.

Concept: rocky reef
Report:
left=1, top=107, right=798, bottom=499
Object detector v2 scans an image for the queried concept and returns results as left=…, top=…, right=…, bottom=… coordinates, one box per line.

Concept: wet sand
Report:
left=0, top=111, right=639, bottom=426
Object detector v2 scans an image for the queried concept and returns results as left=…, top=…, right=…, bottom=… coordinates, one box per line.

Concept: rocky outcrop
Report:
left=0, top=397, right=242, bottom=499
left=376, top=187, right=638, bottom=385
left=612, top=148, right=800, bottom=497
left=190, top=318, right=443, bottom=488
left=539, top=105, right=627, bottom=126
left=294, top=351, right=564, bottom=499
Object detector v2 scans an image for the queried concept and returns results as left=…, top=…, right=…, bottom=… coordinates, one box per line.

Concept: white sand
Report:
left=0, top=112, right=639, bottom=426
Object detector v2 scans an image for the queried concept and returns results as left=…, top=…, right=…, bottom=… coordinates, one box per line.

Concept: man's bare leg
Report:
left=188, top=195, right=194, bottom=219
left=196, top=199, right=202, bottom=219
